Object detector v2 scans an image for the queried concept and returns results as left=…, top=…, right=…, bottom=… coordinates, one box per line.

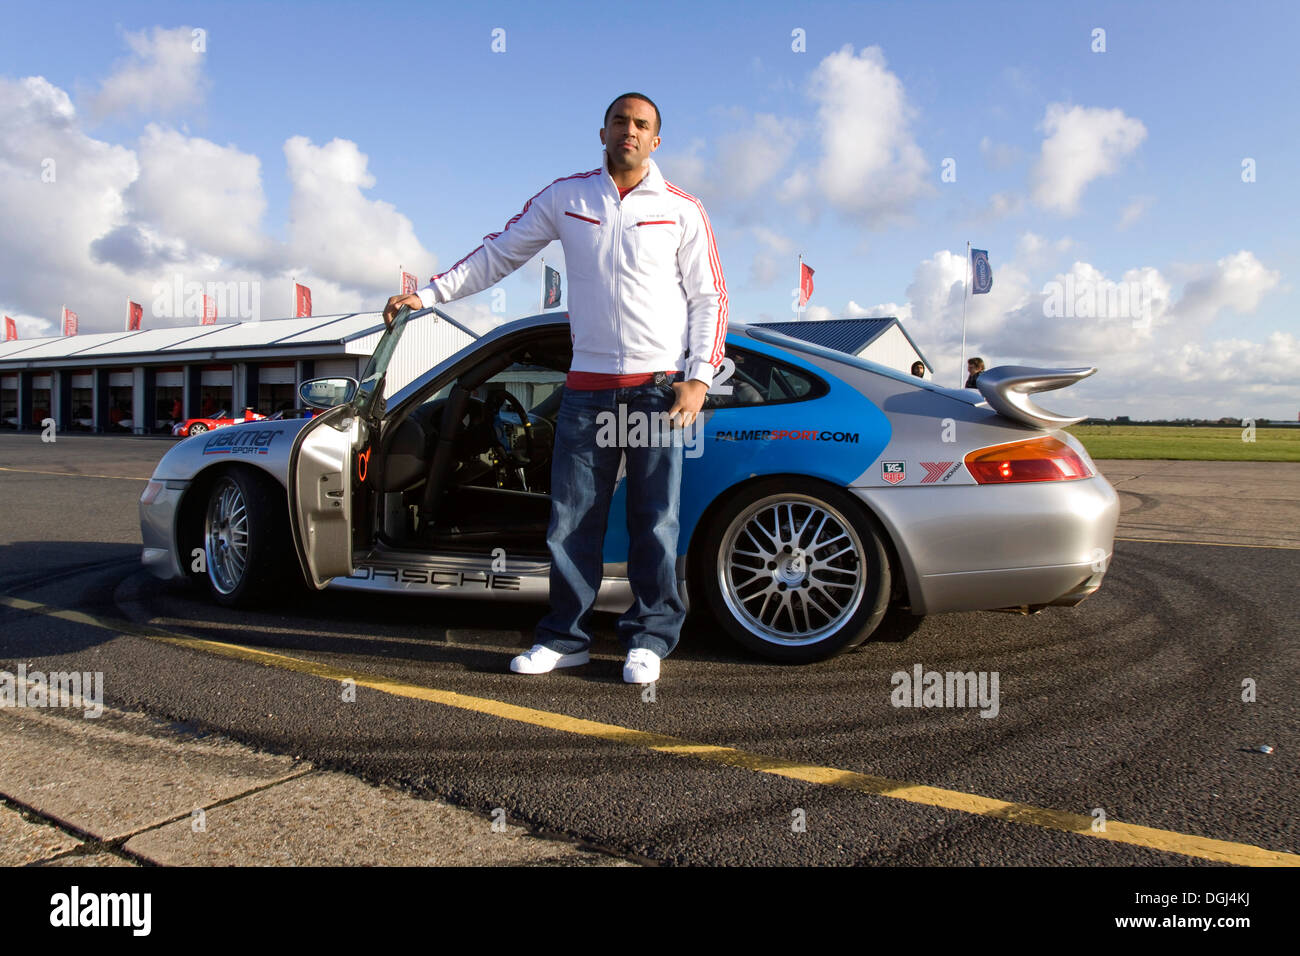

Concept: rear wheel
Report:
left=201, top=467, right=295, bottom=607
left=696, top=479, right=891, bottom=662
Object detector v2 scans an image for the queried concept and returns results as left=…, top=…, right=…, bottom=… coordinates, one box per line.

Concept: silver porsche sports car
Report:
left=140, top=306, right=1118, bottom=663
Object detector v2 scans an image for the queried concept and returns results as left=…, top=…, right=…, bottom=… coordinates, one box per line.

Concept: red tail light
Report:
left=964, top=436, right=1092, bottom=484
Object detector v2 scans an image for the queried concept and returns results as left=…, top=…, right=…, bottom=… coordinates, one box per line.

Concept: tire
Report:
left=695, top=478, right=891, bottom=663
left=189, top=422, right=207, bottom=435
left=200, top=466, right=295, bottom=608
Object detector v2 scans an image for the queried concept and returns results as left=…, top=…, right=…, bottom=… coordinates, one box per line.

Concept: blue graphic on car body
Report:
left=601, top=335, right=892, bottom=562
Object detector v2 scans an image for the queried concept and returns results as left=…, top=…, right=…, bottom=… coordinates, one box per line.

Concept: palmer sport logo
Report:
left=203, top=428, right=280, bottom=455
left=713, top=428, right=860, bottom=444
left=881, top=461, right=906, bottom=484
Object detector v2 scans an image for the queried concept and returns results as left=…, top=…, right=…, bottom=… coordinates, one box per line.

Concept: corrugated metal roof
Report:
left=754, top=317, right=896, bottom=354
left=0, top=335, right=62, bottom=360
left=4, top=329, right=149, bottom=359
left=0, top=313, right=390, bottom=365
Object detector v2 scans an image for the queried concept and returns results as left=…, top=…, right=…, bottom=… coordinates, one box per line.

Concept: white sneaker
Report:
left=623, top=648, right=661, bottom=684
left=509, top=644, right=590, bottom=674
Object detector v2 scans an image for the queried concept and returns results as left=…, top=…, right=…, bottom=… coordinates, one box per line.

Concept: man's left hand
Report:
left=668, top=379, right=709, bottom=428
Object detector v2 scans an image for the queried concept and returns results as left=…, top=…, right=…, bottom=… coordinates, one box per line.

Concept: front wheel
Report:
left=696, top=479, right=892, bottom=662
left=201, top=467, right=295, bottom=607
left=189, top=422, right=208, bottom=435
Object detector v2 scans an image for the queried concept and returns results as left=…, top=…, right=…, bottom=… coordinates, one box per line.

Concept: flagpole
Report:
left=959, top=241, right=970, bottom=387
left=540, top=258, right=545, bottom=311
left=797, top=253, right=803, bottom=316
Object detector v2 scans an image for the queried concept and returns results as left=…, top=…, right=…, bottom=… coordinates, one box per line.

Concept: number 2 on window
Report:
left=709, top=357, right=735, bottom=396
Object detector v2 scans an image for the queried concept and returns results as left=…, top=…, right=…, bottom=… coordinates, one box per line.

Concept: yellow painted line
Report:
left=1116, top=536, right=1300, bottom=551
left=0, top=466, right=149, bottom=481
left=2, top=593, right=1297, bottom=867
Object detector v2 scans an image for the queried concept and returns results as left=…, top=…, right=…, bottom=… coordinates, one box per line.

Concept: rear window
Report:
left=705, top=346, right=827, bottom=409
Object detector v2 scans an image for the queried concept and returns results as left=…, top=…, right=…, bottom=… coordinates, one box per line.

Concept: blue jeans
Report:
left=534, top=381, right=685, bottom=659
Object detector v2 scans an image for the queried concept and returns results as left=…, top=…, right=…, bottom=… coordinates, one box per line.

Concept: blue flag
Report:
left=971, top=249, right=992, bottom=295
left=544, top=265, right=562, bottom=308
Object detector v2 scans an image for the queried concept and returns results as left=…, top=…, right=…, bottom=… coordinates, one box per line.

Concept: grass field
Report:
left=1066, top=425, right=1300, bottom=462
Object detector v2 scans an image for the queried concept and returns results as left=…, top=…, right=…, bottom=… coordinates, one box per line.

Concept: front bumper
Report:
left=139, top=481, right=189, bottom=582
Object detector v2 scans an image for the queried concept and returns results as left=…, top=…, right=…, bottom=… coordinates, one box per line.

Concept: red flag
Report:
left=3, top=316, right=15, bottom=341
left=62, top=307, right=78, bottom=336
left=201, top=294, right=217, bottom=325
left=798, top=262, right=815, bottom=309
left=127, top=300, right=143, bottom=331
left=295, top=283, right=312, bottom=318
left=401, top=271, right=417, bottom=295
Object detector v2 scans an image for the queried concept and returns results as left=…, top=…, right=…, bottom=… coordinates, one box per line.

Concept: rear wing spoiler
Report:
left=976, top=366, right=1096, bottom=429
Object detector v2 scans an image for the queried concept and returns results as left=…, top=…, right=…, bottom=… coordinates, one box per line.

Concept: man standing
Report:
left=383, top=93, right=727, bottom=684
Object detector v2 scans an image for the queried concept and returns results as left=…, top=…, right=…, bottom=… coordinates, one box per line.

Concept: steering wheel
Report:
left=483, top=387, right=534, bottom=467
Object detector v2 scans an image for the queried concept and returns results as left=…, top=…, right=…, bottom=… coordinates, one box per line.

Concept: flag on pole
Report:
left=971, top=249, right=993, bottom=295
left=4, top=316, right=15, bottom=341
left=798, top=261, right=815, bottom=308
left=294, top=282, right=312, bottom=318
left=126, top=300, right=143, bottom=331
left=201, top=294, right=217, bottom=325
left=401, top=270, right=417, bottom=295
left=543, top=265, right=562, bottom=308
left=62, top=306, right=78, bottom=336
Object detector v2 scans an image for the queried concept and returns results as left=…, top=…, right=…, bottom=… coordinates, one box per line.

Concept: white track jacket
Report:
left=417, top=153, right=728, bottom=385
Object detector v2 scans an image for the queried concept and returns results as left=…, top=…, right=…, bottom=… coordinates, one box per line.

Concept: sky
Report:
left=1, top=0, right=1296, bottom=420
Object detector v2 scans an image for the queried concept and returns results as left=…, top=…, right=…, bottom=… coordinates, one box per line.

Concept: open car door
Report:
left=287, top=306, right=419, bottom=588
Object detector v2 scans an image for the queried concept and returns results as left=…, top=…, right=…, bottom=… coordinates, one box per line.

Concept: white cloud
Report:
left=980, top=191, right=1023, bottom=221
left=1117, top=195, right=1153, bottom=230
left=0, top=69, right=437, bottom=334
left=748, top=226, right=796, bottom=287
left=1030, top=104, right=1147, bottom=214
left=284, top=136, right=434, bottom=294
left=0, top=76, right=141, bottom=328
left=91, top=26, right=208, bottom=117
left=861, top=247, right=1290, bottom=417
left=110, top=124, right=269, bottom=265
left=1016, top=232, right=1074, bottom=268
left=979, top=136, right=1021, bottom=170
left=807, top=45, right=932, bottom=224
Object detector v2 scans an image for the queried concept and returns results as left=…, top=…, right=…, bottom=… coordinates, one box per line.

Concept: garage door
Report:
left=260, top=364, right=296, bottom=385
left=201, top=368, right=233, bottom=386
left=314, top=359, right=357, bottom=379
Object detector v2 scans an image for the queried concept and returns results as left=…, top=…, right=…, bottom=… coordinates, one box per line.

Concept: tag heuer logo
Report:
left=881, top=461, right=906, bottom=484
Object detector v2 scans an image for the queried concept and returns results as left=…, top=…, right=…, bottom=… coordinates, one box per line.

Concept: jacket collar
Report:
left=600, top=149, right=663, bottom=197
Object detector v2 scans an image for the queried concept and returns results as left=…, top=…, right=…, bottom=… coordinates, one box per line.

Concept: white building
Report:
left=0, top=311, right=474, bottom=434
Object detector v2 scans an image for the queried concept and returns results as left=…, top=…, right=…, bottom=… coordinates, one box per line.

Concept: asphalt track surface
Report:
left=2, top=434, right=1297, bottom=866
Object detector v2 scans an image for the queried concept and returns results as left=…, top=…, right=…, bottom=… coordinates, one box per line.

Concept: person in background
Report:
left=910, top=361, right=926, bottom=378
left=965, top=357, right=985, bottom=389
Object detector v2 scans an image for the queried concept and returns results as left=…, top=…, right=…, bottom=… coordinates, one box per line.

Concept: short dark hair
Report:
left=604, top=92, right=661, bottom=135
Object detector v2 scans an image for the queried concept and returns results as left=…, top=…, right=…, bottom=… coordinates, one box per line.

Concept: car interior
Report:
left=364, top=329, right=818, bottom=559
left=372, top=332, right=571, bottom=557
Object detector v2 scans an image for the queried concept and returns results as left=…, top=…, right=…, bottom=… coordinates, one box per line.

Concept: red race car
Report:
left=172, top=407, right=267, bottom=437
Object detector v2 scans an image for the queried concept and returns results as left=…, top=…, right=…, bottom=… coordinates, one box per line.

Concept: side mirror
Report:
left=298, top=377, right=358, bottom=410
